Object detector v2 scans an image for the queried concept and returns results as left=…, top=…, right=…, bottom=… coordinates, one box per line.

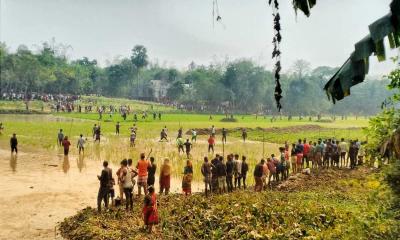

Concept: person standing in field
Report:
left=208, top=135, right=215, bottom=153
left=92, top=124, right=97, bottom=139
left=176, top=137, right=185, bottom=154
left=62, top=136, right=71, bottom=156
left=291, top=143, right=297, bottom=174
left=254, top=159, right=264, bottom=192
left=177, top=127, right=183, bottom=139
left=97, top=161, right=110, bottom=212
left=184, top=139, right=192, bottom=159
left=158, top=112, right=161, bottom=120
left=116, top=160, right=125, bottom=201
left=211, top=155, right=220, bottom=192
left=147, top=157, right=157, bottom=188
left=159, top=158, right=171, bottom=195
left=10, top=133, right=18, bottom=154
left=295, top=139, right=304, bottom=171
left=57, top=129, right=64, bottom=146
left=201, top=157, right=212, bottom=197
left=217, top=156, right=227, bottom=194
left=115, top=122, right=120, bottom=135
left=349, top=140, right=358, bottom=169
left=233, top=154, right=242, bottom=189
left=211, top=125, right=216, bottom=137
left=120, top=159, right=134, bottom=211
left=77, top=134, right=85, bottom=154
left=130, top=128, right=136, bottom=147
left=136, top=153, right=151, bottom=197
left=94, top=125, right=101, bottom=143
left=315, top=140, right=324, bottom=168
left=308, top=141, right=315, bottom=169
left=225, top=155, right=234, bottom=192
left=261, top=158, right=269, bottom=190
left=242, top=128, right=247, bottom=142
left=222, top=128, right=227, bottom=143
left=302, top=139, right=310, bottom=168
left=191, top=129, right=197, bottom=142
left=182, top=160, right=193, bottom=196
left=338, top=138, right=348, bottom=168
left=241, top=156, right=249, bottom=189
left=267, top=158, right=277, bottom=186
left=143, top=186, right=159, bottom=233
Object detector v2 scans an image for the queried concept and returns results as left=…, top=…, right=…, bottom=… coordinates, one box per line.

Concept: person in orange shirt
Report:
left=208, top=135, right=215, bottom=153
left=136, top=153, right=151, bottom=197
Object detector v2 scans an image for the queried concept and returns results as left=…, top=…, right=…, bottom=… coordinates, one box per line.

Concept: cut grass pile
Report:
left=59, top=167, right=400, bottom=240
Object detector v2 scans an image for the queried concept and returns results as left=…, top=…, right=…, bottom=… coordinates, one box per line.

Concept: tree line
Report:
left=0, top=41, right=393, bottom=115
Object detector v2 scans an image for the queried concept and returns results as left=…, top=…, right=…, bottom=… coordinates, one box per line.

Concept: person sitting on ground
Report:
left=159, top=158, right=171, bottom=195
left=143, top=186, right=159, bottom=233
left=182, top=160, right=193, bottom=196
left=147, top=157, right=157, bottom=187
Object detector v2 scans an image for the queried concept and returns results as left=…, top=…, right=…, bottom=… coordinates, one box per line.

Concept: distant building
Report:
left=150, top=80, right=170, bottom=100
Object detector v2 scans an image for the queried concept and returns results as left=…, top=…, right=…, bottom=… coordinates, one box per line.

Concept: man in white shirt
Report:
left=77, top=134, right=85, bottom=154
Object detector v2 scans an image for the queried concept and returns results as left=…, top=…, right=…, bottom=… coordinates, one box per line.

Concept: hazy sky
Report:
left=0, top=0, right=397, bottom=75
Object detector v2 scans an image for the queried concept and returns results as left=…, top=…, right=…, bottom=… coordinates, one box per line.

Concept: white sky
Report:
left=0, top=0, right=398, bottom=75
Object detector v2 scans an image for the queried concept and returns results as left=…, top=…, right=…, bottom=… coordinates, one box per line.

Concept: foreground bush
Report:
left=60, top=168, right=400, bottom=240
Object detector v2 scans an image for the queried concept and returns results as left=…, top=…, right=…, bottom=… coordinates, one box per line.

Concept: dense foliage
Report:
left=0, top=42, right=392, bottom=115
left=59, top=168, right=400, bottom=240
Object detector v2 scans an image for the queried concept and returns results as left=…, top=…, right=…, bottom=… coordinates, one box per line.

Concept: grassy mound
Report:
left=59, top=168, right=400, bottom=240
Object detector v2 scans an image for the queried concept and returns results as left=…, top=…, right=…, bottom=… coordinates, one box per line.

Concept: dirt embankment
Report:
left=186, top=125, right=361, bottom=136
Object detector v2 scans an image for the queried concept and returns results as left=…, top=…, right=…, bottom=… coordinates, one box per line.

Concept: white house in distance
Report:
left=150, top=80, right=170, bottom=100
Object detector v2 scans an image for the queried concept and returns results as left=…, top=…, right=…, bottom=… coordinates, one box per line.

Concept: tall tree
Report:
left=131, top=45, right=148, bottom=98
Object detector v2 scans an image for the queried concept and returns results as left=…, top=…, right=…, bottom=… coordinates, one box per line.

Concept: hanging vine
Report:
left=269, top=0, right=283, bottom=111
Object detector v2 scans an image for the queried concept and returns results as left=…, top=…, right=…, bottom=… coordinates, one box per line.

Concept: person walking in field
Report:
left=338, top=138, right=348, bottom=168
left=92, top=124, right=97, bottom=139
left=208, top=135, right=215, bottom=153
left=201, top=157, right=212, bottom=196
left=182, top=160, right=193, bottom=196
left=222, top=128, right=227, bottom=143
left=10, top=133, right=18, bottom=154
left=242, top=128, right=247, bottom=142
left=94, top=125, right=101, bottom=143
left=159, top=158, right=171, bottom=195
left=77, top=134, right=85, bottom=154
left=211, top=125, right=216, bottom=137
left=176, top=137, right=185, bottom=154
left=177, top=127, right=183, bottom=139
left=62, top=136, right=71, bottom=156
left=130, top=129, right=136, bottom=147
left=115, top=122, right=120, bottom=135
left=184, top=139, right=192, bottom=159
left=191, top=129, right=197, bottom=142
left=267, top=158, right=276, bottom=186
left=57, top=129, right=64, bottom=146
left=142, top=186, right=159, bottom=233
left=160, top=129, right=168, bottom=142
left=136, top=153, right=151, bottom=197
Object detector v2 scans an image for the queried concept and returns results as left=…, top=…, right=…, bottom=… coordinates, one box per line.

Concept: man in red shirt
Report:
left=62, top=136, right=71, bottom=156
left=136, top=153, right=151, bottom=196
left=208, top=135, right=215, bottom=153
left=302, top=139, right=310, bottom=168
